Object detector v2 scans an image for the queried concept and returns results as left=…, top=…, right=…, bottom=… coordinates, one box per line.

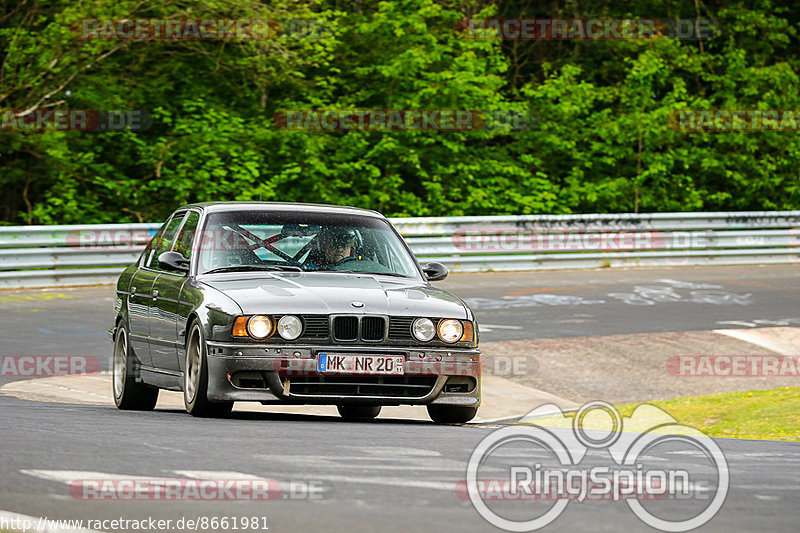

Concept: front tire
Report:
left=337, top=404, right=381, bottom=421
left=427, top=405, right=477, bottom=424
left=112, top=322, right=158, bottom=410
left=184, top=322, right=233, bottom=418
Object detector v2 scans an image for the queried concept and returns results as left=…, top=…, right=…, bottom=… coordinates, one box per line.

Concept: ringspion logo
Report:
left=463, top=401, right=728, bottom=531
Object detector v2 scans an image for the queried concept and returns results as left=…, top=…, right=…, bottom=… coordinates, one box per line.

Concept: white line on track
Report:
left=21, top=469, right=273, bottom=484
left=285, top=473, right=457, bottom=492
left=20, top=470, right=154, bottom=483
left=19, top=469, right=460, bottom=495
left=252, top=454, right=468, bottom=471
left=479, top=324, right=524, bottom=332
left=714, top=328, right=799, bottom=356
left=171, top=470, right=264, bottom=480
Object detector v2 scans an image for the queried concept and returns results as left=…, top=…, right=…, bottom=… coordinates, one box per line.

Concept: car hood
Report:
left=199, top=272, right=468, bottom=318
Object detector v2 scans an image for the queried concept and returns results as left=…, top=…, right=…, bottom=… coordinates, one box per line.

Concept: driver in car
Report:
left=305, top=227, right=357, bottom=270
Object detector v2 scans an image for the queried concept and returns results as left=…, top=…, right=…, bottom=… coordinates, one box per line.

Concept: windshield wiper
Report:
left=203, top=264, right=301, bottom=274
left=270, top=265, right=303, bottom=271
left=329, top=270, right=411, bottom=278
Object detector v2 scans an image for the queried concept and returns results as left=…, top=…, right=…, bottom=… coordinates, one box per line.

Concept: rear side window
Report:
left=146, top=213, right=186, bottom=270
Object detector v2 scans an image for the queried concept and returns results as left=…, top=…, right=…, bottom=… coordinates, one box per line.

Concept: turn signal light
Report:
left=460, top=321, right=474, bottom=343
left=232, top=316, right=248, bottom=337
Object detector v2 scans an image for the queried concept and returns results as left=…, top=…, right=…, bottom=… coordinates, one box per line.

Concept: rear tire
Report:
left=184, top=322, right=233, bottom=418
left=112, top=322, right=158, bottom=411
left=337, top=404, right=381, bottom=421
left=427, top=405, right=477, bottom=424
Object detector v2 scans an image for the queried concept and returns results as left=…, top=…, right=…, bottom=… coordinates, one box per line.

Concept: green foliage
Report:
left=1, top=0, right=799, bottom=224
left=616, top=387, right=800, bottom=441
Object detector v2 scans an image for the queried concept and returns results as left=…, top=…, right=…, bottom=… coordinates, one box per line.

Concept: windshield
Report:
left=196, top=210, right=420, bottom=278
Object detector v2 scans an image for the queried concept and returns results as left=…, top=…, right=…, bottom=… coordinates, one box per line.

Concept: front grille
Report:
left=257, top=315, right=467, bottom=345
left=333, top=316, right=358, bottom=341
left=361, top=316, right=386, bottom=341
left=288, top=376, right=437, bottom=398
left=300, top=315, right=329, bottom=339
left=388, top=317, right=414, bottom=339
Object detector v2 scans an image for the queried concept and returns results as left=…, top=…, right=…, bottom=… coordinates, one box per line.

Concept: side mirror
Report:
left=158, top=251, right=190, bottom=273
left=422, top=262, right=448, bottom=281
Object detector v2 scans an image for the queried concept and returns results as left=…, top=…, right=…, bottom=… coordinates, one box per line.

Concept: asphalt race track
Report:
left=447, top=264, right=800, bottom=341
left=1, top=264, right=799, bottom=533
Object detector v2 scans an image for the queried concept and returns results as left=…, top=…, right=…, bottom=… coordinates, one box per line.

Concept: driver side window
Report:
left=174, top=211, right=200, bottom=259
left=146, top=213, right=185, bottom=271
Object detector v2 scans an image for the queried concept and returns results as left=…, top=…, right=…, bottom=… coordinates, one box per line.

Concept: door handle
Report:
left=130, top=286, right=136, bottom=294
left=152, top=289, right=159, bottom=300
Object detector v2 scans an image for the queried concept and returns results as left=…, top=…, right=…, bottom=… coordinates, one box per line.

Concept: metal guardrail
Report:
left=0, top=212, right=798, bottom=289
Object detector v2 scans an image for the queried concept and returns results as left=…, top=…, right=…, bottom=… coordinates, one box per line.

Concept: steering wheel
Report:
left=332, top=256, right=361, bottom=267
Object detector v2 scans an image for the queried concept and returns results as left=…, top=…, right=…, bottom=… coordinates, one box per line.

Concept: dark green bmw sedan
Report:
left=111, top=202, right=481, bottom=423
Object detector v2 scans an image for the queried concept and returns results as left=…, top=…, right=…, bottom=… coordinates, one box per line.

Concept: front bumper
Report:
left=204, top=341, right=481, bottom=407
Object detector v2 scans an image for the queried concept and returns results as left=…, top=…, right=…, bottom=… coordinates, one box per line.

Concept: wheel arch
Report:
left=185, top=312, right=202, bottom=344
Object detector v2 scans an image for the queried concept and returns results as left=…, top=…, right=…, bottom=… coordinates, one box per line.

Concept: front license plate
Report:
left=317, top=354, right=405, bottom=375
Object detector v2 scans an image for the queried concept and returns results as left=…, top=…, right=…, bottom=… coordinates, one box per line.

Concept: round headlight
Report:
left=412, top=318, right=436, bottom=342
left=277, top=315, right=303, bottom=340
left=247, top=315, right=273, bottom=339
left=437, top=319, right=463, bottom=343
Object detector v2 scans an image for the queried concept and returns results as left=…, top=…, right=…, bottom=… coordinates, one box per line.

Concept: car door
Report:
left=128, top=269, right=158, bottom=367
left=142, top=212, right=186, bottom=372
left=126, top=220, right=171, bottom=367
left=149, top=211, right=199, bottom=373
left=172, top=211, right=203, bottom=373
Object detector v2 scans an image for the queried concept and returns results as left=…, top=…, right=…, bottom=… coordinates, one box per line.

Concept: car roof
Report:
left=176, top=201, right=385, bottom=218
